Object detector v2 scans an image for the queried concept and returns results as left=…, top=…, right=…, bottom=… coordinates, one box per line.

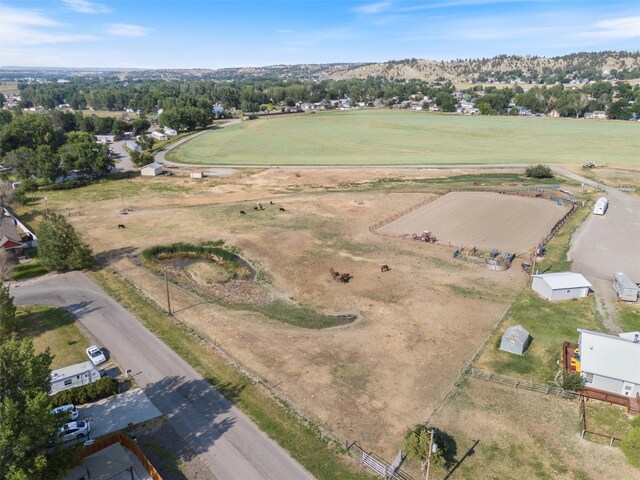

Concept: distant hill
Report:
left=2, top=51, right=639, bottom=83
left=329, top=51, right=640, bottom=83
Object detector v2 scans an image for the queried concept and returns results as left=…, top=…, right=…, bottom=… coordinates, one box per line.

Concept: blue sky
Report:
left=1, top=1, right=639, bottom=68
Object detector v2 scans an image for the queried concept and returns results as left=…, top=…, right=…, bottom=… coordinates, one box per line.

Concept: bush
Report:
left=525, top=164, right=553, bottom=179
left=50, top=377, right=118, bottom=406
left=561, top=371, right=584, bottom=391
left=622, top=427, right=640, bottom=467
left=142, top=242, right=238, bottom=264
left=404, top=424, right=457, bottom=471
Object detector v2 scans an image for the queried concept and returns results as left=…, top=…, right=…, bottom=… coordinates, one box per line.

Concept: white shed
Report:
left=190, top=171, right=204, bottom=179
left=500, top=325, right=532, bottom=355
left=151, top=131, right=168, bottom=141
left=164, top=127, right=178, bottom=137
left=531, top=272, right=592, bottom=301
left=140, top=162, right=163, bottom=177
left=578, top=329, right=640, bottom=397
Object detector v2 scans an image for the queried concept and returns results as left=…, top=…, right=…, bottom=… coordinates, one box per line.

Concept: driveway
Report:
left=556, top=167, right=640, bottom=331
left=78, top=388, right=162, bottom=439
left=11, top=273, right=314, bottom=480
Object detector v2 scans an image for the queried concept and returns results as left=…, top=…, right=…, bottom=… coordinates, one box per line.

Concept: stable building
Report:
left=500, top=325, right=532, bottom=355
left=531, top=272, right=592, bottom=301
left=578, top=329, right=640, bottom=398
left=140, top=163, right=163, bottom=177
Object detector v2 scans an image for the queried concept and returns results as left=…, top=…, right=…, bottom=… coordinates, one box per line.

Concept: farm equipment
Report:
left=582, top=161, right=596, bottom=169
left=411, top=231, right=437, bottom=243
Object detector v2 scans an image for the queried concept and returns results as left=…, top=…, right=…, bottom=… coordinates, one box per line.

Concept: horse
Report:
left=380, top=264, right=390, bottom=272
left=240, top=211, right=246, bottom=215
left=279, top=207, right=286, bottom=212
left=117, top=224, right=126, bottom=229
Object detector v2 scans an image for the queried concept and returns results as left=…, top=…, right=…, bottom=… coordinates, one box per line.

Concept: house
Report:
left=593, top=111, right=608, bottom=119
left=140, top=163, right=163, bottom=177
left=164, top=127, right=178, bottom=137
left=578, top=329, right=640, bottom=397
left=50, top=361, right=101, bottom=395
left=0, top=212, right=37, bottom=253
left=500, top=325, right=532, bottom=355
left=151, top=131, right=167, bottom=141
left=531, top=272, right=592, bottom=301
left=124, top=141, right=141, bottom=152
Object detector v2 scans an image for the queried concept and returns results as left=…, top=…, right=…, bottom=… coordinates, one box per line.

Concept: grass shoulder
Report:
left=90, top=268, right=375, bottom=480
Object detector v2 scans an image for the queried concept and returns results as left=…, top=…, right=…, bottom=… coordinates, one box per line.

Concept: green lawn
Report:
left=166, top=110, right=640, bottom=166
left=13, top=259, right=49, bottom=281
left=16, top=306, right=87, bottom=369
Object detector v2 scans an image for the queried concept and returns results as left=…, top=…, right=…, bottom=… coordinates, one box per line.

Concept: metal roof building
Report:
left=578, top=329, right=640, bottom=398
left=531, top=272, right=592, bottom=301
left=500, top=325, right=532, bottom=355
left=140, top=162, right=163, bottom=177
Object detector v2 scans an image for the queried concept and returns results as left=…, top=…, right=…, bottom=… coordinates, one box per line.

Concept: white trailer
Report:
left=614, top=272, right=639, bottom=302
left=50, top=361, right=101, bottom=395
left=593, top=197, right=608, bottom=215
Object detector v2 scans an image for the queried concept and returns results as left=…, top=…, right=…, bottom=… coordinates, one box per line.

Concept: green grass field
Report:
left=166, top=110, right=640, bottom=166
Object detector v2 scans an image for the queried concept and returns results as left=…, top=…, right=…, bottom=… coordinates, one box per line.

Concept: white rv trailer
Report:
left=592, top=197, right=608, bottom=215
left=614, top=272, right=639, bottom=302
left=50, top=361, right=101, bottom=395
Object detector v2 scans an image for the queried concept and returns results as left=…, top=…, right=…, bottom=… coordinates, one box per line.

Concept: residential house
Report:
left=164, top=127, right=178, bottom=137
left=151, top=131, right=168, bottom=141
left=0, top=211, right=37, bottom=254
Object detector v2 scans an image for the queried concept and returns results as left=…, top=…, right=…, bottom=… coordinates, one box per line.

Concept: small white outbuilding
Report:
left=500, top=325, right=532, bottom=355
left=531, top=272, right=592, bottom=301
left=140, top=162, right=163, bottom=177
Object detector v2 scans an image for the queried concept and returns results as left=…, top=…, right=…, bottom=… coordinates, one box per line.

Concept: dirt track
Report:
left=379, top=191, right=570, bottom=253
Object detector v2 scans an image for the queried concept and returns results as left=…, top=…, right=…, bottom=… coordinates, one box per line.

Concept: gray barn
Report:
left=500, top=325, right=532, bottom=355
left=531, top=272, right=592, bottom=301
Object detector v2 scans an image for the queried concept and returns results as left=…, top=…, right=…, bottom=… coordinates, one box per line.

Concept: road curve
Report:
left=11, top=272, right=314, bottom=480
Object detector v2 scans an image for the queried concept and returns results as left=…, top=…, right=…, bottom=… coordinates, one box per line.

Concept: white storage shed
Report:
left=140, top=162, right=163, bottom=177
left=50, top=361, right=101, bottom=395
left=500, top=325, right=532, bottom=355
left=578, top=329, right=640, bottom=397
left=531, top=272, right=592, bottom=301
left=151, top=131, right=168, bottom=141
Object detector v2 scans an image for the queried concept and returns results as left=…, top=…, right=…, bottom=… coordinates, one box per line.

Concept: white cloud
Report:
left=62, top=0, right=110, bottom=14
left=590, top=16, right=640, bottom=39
left=0, top=6, right=96, bottom=50
left=106, top=23, right=151, bottom=37
left=353, top=2, right=391, bottom=14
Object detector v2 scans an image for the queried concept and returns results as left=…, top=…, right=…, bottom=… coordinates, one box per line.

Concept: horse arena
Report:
left=378, top=191, right=571, bottom=253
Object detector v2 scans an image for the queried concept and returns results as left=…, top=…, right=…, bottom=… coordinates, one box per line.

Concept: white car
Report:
left=86, top=345, right=106, bottom=365
left=51, top=404, right=79, bottom=421
left=58, top=421, right=90, bottom=442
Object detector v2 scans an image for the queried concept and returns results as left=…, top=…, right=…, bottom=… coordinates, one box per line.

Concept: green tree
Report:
left=622, top=427, right=640, bottom=467
left=129, top=150, right=155, bottom=167
left=525, top=164, right=553, bottom=179
left=37, top=213, right=93, bottom=271
left=0, top=282, right=17, bottom=339
left=0, top=336, right=60, bottom=479
left=404, top=424, right=456, bottom=472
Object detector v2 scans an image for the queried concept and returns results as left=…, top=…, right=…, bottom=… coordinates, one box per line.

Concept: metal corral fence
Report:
left=461, top=366, right=579, bottom=399
left=369, top=185, right=563, bottom=236
left=347, top=442, right=416, bottom=480
left=80, top=432, right=164, bottom=480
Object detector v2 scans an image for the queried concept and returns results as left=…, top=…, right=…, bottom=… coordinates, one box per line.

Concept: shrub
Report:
left=50, top=377, right=118, bottom=406
left=622, top=427, right=640, bottom=467
left=525, top=164, right=553, bottom=179
left=403, top=424, right=457, bottom=471
left=561, top=371, right=584, bottom=391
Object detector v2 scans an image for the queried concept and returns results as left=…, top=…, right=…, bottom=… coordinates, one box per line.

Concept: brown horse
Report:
left=380, top=264, right=390, bottom=272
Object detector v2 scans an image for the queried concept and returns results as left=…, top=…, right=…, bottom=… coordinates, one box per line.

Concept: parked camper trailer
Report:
left=614, top=272, right=639, bottom=302
left=593, top=197, right=608, bottom=215
left=50, top=361, right=101, bottom=395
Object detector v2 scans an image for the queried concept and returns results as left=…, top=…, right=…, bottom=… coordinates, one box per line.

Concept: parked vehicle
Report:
left=592, top=197, right=608, bottom=215
left=58, top=421, right=90, bottom=442
left=86, top=345, right=106, bottom=365
left=50, top=361, right=101, bottom=395
left=613, top=272, right=639, bottom=302
left=51, top=404, right=78, bottom=421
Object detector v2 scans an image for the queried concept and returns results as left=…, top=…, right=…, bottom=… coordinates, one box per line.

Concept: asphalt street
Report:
left=12, top=273, right=315, bottom=480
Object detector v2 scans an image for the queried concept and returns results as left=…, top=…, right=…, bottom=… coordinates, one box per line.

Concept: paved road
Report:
left=12, top=273, right=314, bottom=480
left=556, top=167, right=640, bottom=330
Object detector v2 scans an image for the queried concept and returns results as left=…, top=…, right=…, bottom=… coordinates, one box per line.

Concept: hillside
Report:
left=329, top=51, right=640, bottom=83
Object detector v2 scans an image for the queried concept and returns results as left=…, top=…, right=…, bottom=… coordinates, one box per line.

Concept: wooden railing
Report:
left=80, top=432, right=164, bottom=480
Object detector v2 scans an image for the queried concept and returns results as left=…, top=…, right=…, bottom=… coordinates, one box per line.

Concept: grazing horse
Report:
left=118, top=224, right=126, bottom=229
left=253, top=206, right=259, bottom=210
left=240, top=211, right=246, bottom=215
left=380, top=264, right=390, bottom=272
left=270, top=201, right=274, bottom=205
left=279, top=207, right=286, bottom=212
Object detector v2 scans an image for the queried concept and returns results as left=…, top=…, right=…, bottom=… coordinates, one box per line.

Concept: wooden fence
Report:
left=579, top=396, right=622, bottom=447
left=369, top=195, right=437, bottom=233
left=461, top=366, right=578, bottom=399
left=80, top=431, right=164, bottom=480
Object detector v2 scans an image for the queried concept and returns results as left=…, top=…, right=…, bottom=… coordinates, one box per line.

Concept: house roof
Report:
left=84, top=442, right=133, bottom=480
left=578, top=329, right=640, bottom=384
left=503, top=325, right=530, bottom=343
left=140, top=163, right=163, bottom=170
left=0, top=216, right=22, bottom=244
left=532, top=272, right=592, bottom=290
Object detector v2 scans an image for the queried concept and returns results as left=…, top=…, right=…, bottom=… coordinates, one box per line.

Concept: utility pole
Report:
left=164, top=270, right=172, bottom=315
left=44, top=195, right=49, bottom=216
left=425, top=429, right=435, bottom=480
left=121, top=190, right=125, bottom=212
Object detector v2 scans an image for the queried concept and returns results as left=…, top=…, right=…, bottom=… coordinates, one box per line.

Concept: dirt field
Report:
left=379, top=191, right=570, bottom=253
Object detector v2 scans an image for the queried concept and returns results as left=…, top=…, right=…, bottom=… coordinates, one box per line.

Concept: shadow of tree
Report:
left=16, top=306, right=76, bottom=338
left=65, top=300, right=101, bottom=319
left=94, top=246, right=138, bottom=267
